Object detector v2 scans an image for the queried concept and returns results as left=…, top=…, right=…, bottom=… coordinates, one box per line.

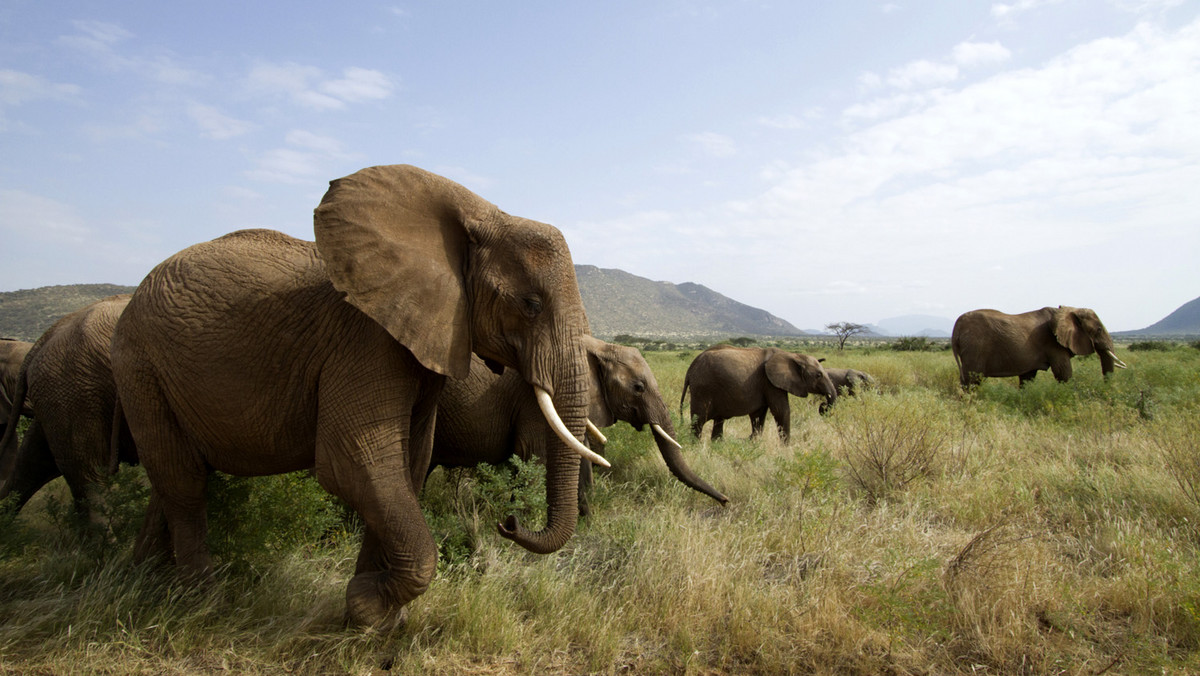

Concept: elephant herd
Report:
left=0, top=164, right=1127, bottom=629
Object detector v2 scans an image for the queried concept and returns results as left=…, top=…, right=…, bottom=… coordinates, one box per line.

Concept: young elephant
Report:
left=680, top=345, right=837, bottom=442
left=0, top=339, right=34, bottom=440
left=951, top=306, right=1127, bottom=388
left=824, top=367, right=875, bottom=396
left=433, top=335, right=728, bottom=514
left=0, top=296, right=137, bottom=524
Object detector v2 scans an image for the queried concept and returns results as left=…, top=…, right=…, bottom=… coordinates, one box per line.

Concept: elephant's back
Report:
left=25, top=295, right=130, bottom=414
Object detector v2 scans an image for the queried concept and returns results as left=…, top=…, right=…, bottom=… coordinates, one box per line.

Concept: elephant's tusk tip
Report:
left=586, top=420, right=608, bottom=445
left=1107, top=350, right=1129, bottom=369
left=651, top=423, right=683, bottom=451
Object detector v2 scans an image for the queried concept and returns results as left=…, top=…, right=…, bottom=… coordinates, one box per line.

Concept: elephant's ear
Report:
left=1053, top=306, right=1095, bottom=356
left=314, top=165, right=491, bottom=379
left=765, top=353, right=807, bottom=397
left=582, top=335, right=616, bottom=428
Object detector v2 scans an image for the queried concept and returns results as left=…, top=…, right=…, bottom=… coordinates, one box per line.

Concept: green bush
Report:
left=1128, top=341, right=1175, bottom=351
left=891, top=336, right=944, bottom=352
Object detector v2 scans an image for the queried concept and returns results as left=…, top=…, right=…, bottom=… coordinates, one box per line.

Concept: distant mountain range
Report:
left=1, top=278, right=1196, bottom=343
left=1117, top=295, right=1200, bottom=337
left=574, top=265, right=805, bottom=339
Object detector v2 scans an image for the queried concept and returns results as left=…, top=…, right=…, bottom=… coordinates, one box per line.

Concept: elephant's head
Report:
left=313, top=164, right=599, bottom=554
left=765, top=350, right=838, bottom=415
left=582, top=335, right=727, bottom=505
left=1052, top=306, right=1127, bottom=376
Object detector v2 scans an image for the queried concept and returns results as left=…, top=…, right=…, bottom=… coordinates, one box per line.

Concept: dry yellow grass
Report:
left=1, top=344, right=1198, bottom=674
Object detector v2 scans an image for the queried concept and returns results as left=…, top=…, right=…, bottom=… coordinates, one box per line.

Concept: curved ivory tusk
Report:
left=535, top=387, right=611, bottom=468
left=1108, top=350, right=1128, bottom=369
left=586, top=420, right=608, bottom=445
left=652, top=424, right=683, bottom=451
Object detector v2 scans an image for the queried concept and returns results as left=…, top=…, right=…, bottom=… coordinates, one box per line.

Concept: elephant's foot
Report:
left=345, top=571, right=414, bottom=630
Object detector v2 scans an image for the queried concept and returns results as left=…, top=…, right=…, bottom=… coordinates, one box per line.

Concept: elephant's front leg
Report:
left=749, top=407, right=768, bottom=438
left=710, top=418, right=725, bottom=440
left=767, top=392, right=791, bottom=442
left=1018, top=370, right=1039, bottom=387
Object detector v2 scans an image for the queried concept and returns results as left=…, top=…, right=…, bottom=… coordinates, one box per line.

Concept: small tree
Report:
left=826, top=322, right=868, bottom=350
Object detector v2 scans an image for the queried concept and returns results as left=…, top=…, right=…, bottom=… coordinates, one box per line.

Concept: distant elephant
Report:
left=0, top=296, right=137, bottom=524
left=824, top=367, right=875, bottom=396
left=109, top=165, right=602, bottom=628
left=951, top=306, right=1128, bottom=388
left=680, top=345, right=837, bottom=442
left=433, top=335, right=728, bottom=514
left=0, top=339, right=34, bottom=439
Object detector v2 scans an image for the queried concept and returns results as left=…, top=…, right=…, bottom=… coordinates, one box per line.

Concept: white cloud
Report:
left=244, top=61, right=393, bottom=111
left=952, top=41, right=1012, bottom=67
left=188, top=103, right=253, bottom=140
left=686, top=131, right=737, bottom=158
left=0, top=190, right=90, bottom=244
left=0, top=69, right=81, bottom=106
left=246, top=130, right=360, bottom=184
left=886, top=59, right=959, bottom=89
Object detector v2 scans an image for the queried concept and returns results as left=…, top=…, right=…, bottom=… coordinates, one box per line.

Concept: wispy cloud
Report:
left=244, top=62, right=394, bottom=111
left=0, top=69, right=81, bottom=106
left=246, top=130, right=361, bottom=184
left=187, top=103, right=253, bottom=140
left=57, top=20, right=205, bottom=86
left=686, top=131, right=737, bottom=158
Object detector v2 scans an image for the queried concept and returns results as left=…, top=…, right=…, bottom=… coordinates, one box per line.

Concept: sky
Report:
left=1, top=1, right=1197, bottom=333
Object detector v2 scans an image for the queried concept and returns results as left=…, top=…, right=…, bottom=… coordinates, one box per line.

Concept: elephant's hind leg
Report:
left=0, top=421, right=60, bottom=512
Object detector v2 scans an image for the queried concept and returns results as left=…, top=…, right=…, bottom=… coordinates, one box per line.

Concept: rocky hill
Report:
left=1118, top=294, right=1200, bottom=337
left=0, top=284, right=137, bottom=341
left=575, top=265, right=805, bottom=339
left=0, top=269, right=806, bottom=343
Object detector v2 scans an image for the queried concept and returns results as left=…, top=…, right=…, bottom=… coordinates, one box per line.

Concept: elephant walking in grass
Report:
left=110, top=165, right=603, bottom=628
left=0, top=296, right=137, bottom=525
left=433, top=335, right=728, bottom=515
left=681, top=345, right=837, bottom=442
left=951, top=306, right=1127, bottom=389
left=824, top=367, right=875, bottom=396
left=0, top=339, right=34, bottom=440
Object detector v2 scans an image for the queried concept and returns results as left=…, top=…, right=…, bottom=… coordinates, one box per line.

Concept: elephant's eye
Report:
left=633, top=381, right=646, bottom=394
left=522, top=295, right=543, bottom=318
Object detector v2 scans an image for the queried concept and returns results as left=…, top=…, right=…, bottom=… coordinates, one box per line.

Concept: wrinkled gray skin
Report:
left=824, top=367, right=875, bottom=396
left=0, top=296, right=137, bottom=524
left=0, top=339, right=34, bottom=440
left=681, top=345, right=837, bottom=442
left=110, top=166, right=593, bottom=629
left=951, top=306, right=1124, bottom=389
left=433, top=335, right=728, bottom=514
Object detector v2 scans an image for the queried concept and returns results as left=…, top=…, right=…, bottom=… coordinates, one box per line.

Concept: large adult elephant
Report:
left=951, top=306, right=1128, bottom=388
left=0, top=296, right=137, bottom=523
left=680, top=345, right=837, bottom=442
left=110, top=165, right=604, bottom=628
left=0, top=339, right=34, bottom=440
left=433, top=335, right=728, bottom=514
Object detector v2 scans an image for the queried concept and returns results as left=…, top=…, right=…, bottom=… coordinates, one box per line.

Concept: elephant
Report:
left=0, top=339, right=34, bottom=439
left=680, top=345, right=837, bottom=442
left=432, top=335, right=728, bottom=514
left=0, top=296, right=138, bottom=524
left=951, top=306, right=1128, bottom=388
left=109, top=165, right=602, bottom=629
left=824, top=367, right=875, bottom=396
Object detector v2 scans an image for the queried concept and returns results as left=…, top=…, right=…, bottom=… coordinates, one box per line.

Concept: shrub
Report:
left=1155, top=415, right=1200, bottom=511
left=831, top=395, right=948, bottom=505
left=891, top=336, right=943, bottom=352
left=1128, top=340, right=1175, bottom=351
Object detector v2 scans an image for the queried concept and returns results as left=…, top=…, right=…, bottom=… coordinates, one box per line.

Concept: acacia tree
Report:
left=826, top=322, right=868, bottom=350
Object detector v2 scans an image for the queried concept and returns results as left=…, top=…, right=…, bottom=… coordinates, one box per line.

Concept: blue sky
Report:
left=2, top=1, right=1197, bottom=332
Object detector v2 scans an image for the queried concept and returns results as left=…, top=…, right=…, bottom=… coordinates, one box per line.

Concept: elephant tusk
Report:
left=535, top=387, right=612, bottom=468
left=586, top=420, right=608, bottom=445
left=1108, top=350, right=1128, bottom=369
left=652, top=424, right=683, bottom=451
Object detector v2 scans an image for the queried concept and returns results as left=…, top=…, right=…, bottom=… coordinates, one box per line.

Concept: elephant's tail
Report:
left=0, top=362, right=30, bottom=482
left=679, top=376, right=690, bottom=419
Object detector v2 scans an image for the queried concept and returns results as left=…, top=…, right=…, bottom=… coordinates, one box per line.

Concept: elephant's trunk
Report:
left=497, top=352, right=589, bottom=555
left=817, top=377, right=838, bottom=415
left=651, top=418, right=728, bottom=505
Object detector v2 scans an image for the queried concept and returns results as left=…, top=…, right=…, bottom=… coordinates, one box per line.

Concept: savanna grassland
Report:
left=1, top=342, right=1198, bottom=675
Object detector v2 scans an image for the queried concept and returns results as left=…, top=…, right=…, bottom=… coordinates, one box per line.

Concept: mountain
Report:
left=1118, top=295, right=1200, bottom=337
left=575, top=265, right=806, bottom=339
left=872, top=314, right=954, bottom=337
left=0, top=269, right=805, bottom=343
left=0, top=284, right=137, bottom=341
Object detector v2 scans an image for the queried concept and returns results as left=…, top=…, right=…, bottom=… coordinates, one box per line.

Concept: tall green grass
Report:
left=1, top=346, right=1198, bottom=674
